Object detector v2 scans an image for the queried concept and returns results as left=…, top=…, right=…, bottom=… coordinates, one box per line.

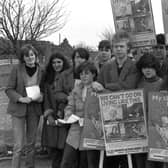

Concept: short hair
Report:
left=20, top=44, right=38, bottom=63
left=136, top=53, right=161, bottom=76
left=71, top=48, right=90, bottom=67
left=75, top=61, right=98, bottom=81
left=98, top=40, right=111, bottom=50
left=44, top=52, right=70, bottom=84
left=112, top=31, right=132, bottom=49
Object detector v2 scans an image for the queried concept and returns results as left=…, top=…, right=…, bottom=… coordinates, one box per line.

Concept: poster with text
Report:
left=111, top=0, right=156, bottom=47
left=99, top=89, right=148, bottom=156
left=80, top=92, right=105, bottom=150
left=148, top=92, right=168, bottom=162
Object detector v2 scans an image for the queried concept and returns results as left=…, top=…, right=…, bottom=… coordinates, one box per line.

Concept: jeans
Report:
left=11, top=112, right=40, bottom=168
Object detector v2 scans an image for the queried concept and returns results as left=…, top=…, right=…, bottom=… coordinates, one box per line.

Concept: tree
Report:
left=99, top=27, right=114, bottom=45
left=0, top=0, right=68, bottom=57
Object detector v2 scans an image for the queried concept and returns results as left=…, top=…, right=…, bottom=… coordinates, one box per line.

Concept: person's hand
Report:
left=18, top=97, right=32, bottom=104
left=36, top=93, right=43, bottom=103
left=47, top=115, right=56, bottom=126
left=64, top=110, right=72, bottom=120
left=92, top=82, right=104, bottom=91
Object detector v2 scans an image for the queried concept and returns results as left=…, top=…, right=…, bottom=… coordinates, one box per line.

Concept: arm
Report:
left=5, top=65, right=28, bottom=103
left=43, top=84, right=54, bottom=117
left=64, top=90, right=75, bottom=120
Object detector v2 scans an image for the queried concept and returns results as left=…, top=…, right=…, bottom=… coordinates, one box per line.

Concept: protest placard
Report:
left=148, top=92, right=168, bottom=162
left=98, top=89, right=148, bottom=156
left=110, top=0, right=156, bottom=47
left=80, top=92, right=105, bottom=150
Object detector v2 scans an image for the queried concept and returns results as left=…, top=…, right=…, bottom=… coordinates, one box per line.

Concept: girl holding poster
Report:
left=60, top=61, right=104, bottom=168
left=135, top=53, right=163, bottom=168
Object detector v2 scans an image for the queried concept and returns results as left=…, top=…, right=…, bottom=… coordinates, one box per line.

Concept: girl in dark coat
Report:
left=42, top=52, right=70, bottom=168
left=134, top=53, right=163, bottom=168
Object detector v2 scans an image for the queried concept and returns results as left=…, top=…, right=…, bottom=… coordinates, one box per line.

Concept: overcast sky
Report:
left=45, top=0, right=164, bottom=48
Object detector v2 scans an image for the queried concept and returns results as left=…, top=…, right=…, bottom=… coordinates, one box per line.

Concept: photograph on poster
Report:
left=104, top=123, right=125, bottom=142
left=102, top=104, right=123, bottom=122
left=116, top=19, right=132, bottom=32
left=123, top=102, right=144, bottom=120
left=131, top=0, right=150, bottom=15
left=112, top=0, right=132, bottom=17
left=133, top=15, right=154, bottom=33
left=125, top=121, right=146, bottom=139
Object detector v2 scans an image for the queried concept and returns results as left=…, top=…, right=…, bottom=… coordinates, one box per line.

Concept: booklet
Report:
left=25, top=85, right=41, bottom=101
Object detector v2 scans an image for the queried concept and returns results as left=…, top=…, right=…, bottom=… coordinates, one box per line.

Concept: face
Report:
left=99, top=47, right=111, bottom=62
left=24, top=50, right=36, bottom=67
left=52, top=58, right=63, bottom=72
left=113, top=41, right=128, bottom=60
left=80, top=70, right=94, bottom=86
left=142, top=67, right=156, bottom=79
left=74, top=52, right=86, bottom=68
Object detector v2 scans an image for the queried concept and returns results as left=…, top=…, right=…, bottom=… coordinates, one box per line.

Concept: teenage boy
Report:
left=98, top=31, right=139, bottom=168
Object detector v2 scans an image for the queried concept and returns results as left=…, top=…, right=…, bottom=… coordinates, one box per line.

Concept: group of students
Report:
left=5, top=30, right=168, bottom=168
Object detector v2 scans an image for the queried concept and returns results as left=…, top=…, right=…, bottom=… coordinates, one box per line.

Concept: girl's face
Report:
left=80, top=70, right=95, bottom=86
left=99, top=48, right=111, bottom=62
left=52, top=58, right=63, bottom=72
left=24, top=50, right=36, bottom=67
left=142, top=67, right=156, bottom=79
left=74, top=52, right=86, bottom=68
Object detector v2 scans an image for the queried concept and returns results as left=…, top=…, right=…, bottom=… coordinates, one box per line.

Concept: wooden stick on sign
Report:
left=127, top=154, right=133, bottom=168
left=99, top=150, right=104, bottom=168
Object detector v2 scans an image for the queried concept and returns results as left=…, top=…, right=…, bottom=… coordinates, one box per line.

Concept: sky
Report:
left=45, top=0, right=164, bottom=49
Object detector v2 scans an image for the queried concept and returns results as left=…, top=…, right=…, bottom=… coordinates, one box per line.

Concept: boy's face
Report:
left=113, top=41, right=128, bottom=60
left=142, top=67, right=156, bottom=79
left=80, top=70, right=94, bottom=86
left=98, top=47, right=111, bottom=63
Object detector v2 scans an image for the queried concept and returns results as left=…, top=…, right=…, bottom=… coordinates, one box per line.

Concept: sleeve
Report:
left=64, top=90, right=75, bottom=119
left=43, top=84, right=54, bottom=118
left=5, top=65, right=22, bottom=103
left=97, top=66, right=106, bottom=87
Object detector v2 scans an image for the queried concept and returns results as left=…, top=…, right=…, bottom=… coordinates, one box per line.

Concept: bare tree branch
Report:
left=0, top=0, right=68, bottom=54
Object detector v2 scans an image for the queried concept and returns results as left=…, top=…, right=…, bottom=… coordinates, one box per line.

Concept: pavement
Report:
left=0, top=157, right=51, bottom=168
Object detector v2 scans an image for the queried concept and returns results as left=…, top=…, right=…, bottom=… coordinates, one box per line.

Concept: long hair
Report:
left=71, top=48, right=90, bottom=68
left=44, top=52, right=70, bottom=84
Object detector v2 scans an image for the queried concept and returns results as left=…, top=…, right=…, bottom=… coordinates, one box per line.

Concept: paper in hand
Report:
left=26, top=85, right=41, bottom=101
left=58, top=114, right=80, bottom=124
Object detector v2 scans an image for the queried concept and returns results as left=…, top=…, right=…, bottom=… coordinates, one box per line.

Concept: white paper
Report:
left=26, top=85, right=41, bottom=100
left=58, top=114, right=80, bottom=124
